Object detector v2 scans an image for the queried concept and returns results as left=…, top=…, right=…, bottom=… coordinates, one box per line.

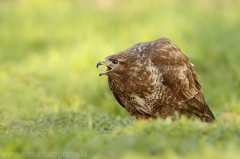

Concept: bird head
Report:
left=97, top=54, right=126, bottom=76
left=97, top=42, right=149, bottom=77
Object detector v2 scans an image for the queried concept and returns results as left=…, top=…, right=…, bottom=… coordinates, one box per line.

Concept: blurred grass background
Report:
left=0, top=0, right=240, bottom=158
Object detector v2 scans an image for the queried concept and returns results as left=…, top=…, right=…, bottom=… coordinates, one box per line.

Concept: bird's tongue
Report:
left=106, top=66, right=112, bottom=71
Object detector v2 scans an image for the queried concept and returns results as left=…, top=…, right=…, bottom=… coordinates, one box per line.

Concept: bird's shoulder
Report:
left=147, top=38, right=203, bottom=101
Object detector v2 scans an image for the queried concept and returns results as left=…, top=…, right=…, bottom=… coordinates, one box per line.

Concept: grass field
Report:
left=0, top=0, right=240, bottom=158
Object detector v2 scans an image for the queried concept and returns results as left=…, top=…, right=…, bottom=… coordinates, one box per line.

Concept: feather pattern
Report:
left=99, top=37, right=215, bottom=122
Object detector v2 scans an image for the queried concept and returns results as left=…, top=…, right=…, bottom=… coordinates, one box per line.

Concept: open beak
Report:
left=96, top=59, right=113, bottom=76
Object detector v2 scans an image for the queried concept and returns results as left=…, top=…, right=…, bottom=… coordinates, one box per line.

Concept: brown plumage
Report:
left=97, top=37, right=215, bottom=122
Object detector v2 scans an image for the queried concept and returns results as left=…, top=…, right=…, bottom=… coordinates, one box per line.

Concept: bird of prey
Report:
left=97, top=37, right=215, bottom=122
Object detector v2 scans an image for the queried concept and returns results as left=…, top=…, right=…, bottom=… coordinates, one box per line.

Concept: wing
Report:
left=150, top=38, right=215, bottom=122
left=108, top=76, right=125, bottom=108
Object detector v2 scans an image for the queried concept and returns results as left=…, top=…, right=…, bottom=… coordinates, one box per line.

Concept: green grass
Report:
left=0, top=0, right=240, bottom=158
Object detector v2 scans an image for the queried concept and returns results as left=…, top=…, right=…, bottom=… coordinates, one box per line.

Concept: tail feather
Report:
left=187, top=94, right=215, bottom=122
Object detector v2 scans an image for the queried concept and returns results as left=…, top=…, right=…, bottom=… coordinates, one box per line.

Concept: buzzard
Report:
left=97, top=37, right=215, bottom=122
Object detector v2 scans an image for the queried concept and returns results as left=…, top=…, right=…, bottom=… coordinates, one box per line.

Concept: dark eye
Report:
left=112, top=60, right=118, bottom=64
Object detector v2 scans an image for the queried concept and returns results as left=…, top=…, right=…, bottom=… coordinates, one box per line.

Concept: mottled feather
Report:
left=98, top=37, right=215, bottom=122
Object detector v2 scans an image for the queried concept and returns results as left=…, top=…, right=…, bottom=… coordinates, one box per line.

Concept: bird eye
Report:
left=112, top=60, right=118, bottom=64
